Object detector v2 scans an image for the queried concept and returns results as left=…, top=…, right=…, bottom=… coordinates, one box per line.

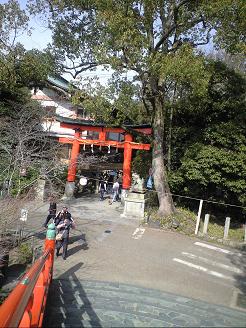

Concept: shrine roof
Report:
left=47, top=75, right=77, bottom=92
left=55, top=115, right=151, bottom=130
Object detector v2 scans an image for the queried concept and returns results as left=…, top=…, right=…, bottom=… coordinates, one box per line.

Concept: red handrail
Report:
left=0, top=226, right=55, bottom=328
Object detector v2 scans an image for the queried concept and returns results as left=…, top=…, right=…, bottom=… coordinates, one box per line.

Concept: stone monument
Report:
left=121, top=173, right=147, bottom=219
left=35, top=178, right=46, bottom=201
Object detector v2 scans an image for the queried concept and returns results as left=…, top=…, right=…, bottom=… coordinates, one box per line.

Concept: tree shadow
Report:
left=227, top=244, right=246, bottom=310
left=44, top=263, right=102, bottom=327
left=74, top=194, right=99, bottom=200
left=32, top=230, right=46, bottom=240
left=68, top=233, right=89, bottom=254
left=1, top=263, right=26, bottom=289
left=69, top=233, right=86, bottom=244
left=67, top=243, right=89, bottom=257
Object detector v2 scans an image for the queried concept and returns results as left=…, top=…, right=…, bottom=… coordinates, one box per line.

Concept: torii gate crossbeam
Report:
left=58, top=122, right=152, bottom=196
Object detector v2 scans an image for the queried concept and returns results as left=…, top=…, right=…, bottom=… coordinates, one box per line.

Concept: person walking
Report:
left=54, top=206, right=74, bottom=224
left=99, top=177, right=107, bottom=201
left=55, top=217, right=75, bottom=260
left=146, top=169, right=154, bottom=190
left=43, top=196, right=57, bottom=228
left=55, top=206, right=75, bottom=260
left=109, top=179, right=120, bottom=204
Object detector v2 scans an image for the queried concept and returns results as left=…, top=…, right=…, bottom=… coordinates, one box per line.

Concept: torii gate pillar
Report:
left=60, top=124, right=151, bottom=199
left=64, top=130, right=80, bottom=198
left=122, top=133, right=133, bottom=190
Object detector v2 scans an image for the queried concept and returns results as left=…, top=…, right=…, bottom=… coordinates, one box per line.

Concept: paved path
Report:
left=44, top=279, right=246, bottom=327
left=23, top=196, right=246, bottom=326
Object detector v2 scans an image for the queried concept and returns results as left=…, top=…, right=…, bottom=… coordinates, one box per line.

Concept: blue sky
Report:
left=0, top=0, right=213, bottom=84
left=2, top=0, right=214, bottom=53
left=0, top=0, right=52, bottom=50
left=19, top=18, right=52, bottom=50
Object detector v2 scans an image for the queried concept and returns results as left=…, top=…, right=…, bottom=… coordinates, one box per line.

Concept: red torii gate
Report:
left=58, top=122, right=152, bottom=192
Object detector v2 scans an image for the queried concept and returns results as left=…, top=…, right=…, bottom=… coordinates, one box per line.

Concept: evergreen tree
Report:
left=29, top=0, right=245, bottom=216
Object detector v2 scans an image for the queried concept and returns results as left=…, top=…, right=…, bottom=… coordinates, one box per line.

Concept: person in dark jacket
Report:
left=55, top=209, right=75, bottom=260
left=99, top=178, right=107, bottom=201
left=54, top=206, right=73, bottom=224
left=43, top=196, right=57, bottom=228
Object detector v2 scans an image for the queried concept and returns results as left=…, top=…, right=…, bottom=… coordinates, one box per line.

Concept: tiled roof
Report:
left=55, top=115, right=151, bottom=129
left=31, top=94, right=52, bottom=101
left=47, top=75, right=77, bottom=91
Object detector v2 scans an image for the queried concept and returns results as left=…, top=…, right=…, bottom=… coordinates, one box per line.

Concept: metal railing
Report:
left=0, top=224, right=56, bottom=328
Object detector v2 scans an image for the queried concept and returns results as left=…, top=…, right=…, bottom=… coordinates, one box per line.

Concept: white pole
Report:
left=223, top=217, right=231, bottom=240
left=195, top=199, right=203, bottom=235
left=203, top=213, right=210, bottom=234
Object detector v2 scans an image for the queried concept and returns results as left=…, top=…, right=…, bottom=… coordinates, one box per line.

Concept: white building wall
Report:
left=31, top=87, right=78, bottom=137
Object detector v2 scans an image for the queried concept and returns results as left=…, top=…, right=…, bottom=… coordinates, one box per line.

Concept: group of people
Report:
left=44, top=198, right=75, bottom=260
left=99, top=177, right=121, bottom=203
left=43, top=171, right=153, bottom=260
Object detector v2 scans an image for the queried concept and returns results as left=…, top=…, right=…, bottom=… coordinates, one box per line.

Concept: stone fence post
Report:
left=195, top=199, right=203, bottom=235
left=203, top=214, right=210, bottom=234
left=223, top=217, right=230, bottom=240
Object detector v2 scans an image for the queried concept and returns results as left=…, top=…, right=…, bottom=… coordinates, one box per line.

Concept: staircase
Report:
left=44, top=278, right=246, bottom=327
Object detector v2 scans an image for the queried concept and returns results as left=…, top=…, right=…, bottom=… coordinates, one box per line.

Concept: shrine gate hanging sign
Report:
left=58, top=121, right=152, bottom=190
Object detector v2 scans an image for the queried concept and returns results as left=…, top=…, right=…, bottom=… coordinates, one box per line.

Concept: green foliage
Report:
left=228, top=227, right=245, bottom=241
left=199, top=218, right=244, bottom=242
left=18, top=242, right=33, bottom=264
left=0, top=49, right=55, bottom=115
left=9, top=167, right=40, bottom=197
left=168, top=60, right=246, bottom=210
left=152, top=45, right=211, bottom=97
left=0, top=0, right=30, bottom=52
left=17, top=49, right=56, bottom=87
left=201, top=0, right=246, bottom=54
left=132, top=150, right=152, bottom=179
left=0, top=1, right=56, bottom=116
left=29, top=0, right=245, bottom=216
left=0, top=1, right=59, bottom=198
left=147, top=206, right=197, bottom=235
left=73, top=77, right=147, bottom=126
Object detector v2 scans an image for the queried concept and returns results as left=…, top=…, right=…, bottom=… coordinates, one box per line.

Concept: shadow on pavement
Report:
left=67, top=243, right=89, bottom=257
left=44, top=262, right=102, bottom=327
left=227, top=244, right=246, bottom=310
left=33, top=230, right=46, bottom=240
left=69, top=233, right=86, bottom=244
left=68, top=233, right=89, bottom=256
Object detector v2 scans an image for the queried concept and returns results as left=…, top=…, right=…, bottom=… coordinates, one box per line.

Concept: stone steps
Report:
left=43, top=279, right=246, bottom=327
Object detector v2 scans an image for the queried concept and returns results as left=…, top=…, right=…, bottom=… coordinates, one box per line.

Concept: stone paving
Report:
left=4, top=195, right=246, bottom=327
left=44, top=279, right=246, bottom=327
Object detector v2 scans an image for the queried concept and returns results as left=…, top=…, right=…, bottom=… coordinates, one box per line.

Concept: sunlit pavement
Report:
left=27, top=195, right=246, bottom=326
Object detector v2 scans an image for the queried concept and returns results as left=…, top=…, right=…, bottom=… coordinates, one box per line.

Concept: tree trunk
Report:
left=167, top=106, right=173, bottom=171
left=152, top=97, right=175, bottom=217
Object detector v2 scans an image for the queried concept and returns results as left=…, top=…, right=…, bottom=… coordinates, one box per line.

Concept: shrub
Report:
left=17, top=242, right=33, bottom=265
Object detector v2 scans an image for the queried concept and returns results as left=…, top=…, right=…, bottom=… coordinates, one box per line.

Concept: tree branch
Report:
left=155, top=1, right=203, bottom=52
left=177, top=0, right=192, bottom=9
left=63, top=61, right=97, bottom=71
left=193, top=27, right=213, bottom=47
left=155, top=24, right=177, bottom=51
